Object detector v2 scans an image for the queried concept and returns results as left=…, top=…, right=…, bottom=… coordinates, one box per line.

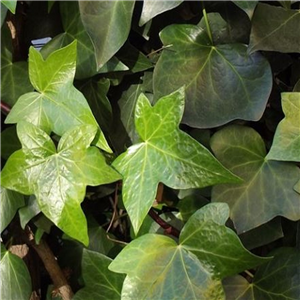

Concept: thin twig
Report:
left=106, top=183, right=119, bottom=233
left=1, top=101, right=11, bottom=115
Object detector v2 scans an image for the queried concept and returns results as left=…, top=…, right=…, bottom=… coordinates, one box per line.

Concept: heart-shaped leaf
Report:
left=109, top=203, right=268, bottom=299
left=5, top=41, right=112, bottom=153
left=79, top=1, right=135, bottom=69
left=211, top=125, right=300, bottom=234
left=267, top=92, right=300, bottom=162
left=248, top=3, right=300, bottom=54
left=73, top=249, right=125, bottom=300
left=1, top=122, right=121, bottom=245
left=112, top=88, right=241, bottom=233
left=0, top=243, right=32, bottom=300
left=223, top=248, right=300, bottom=300
left=153, top=23, right=272, bottom=128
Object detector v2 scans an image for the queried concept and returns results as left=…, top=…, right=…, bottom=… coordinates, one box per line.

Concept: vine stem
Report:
left=1, top=100, right=11, bottom=115
left=202, top=8, right=213, bottom=44
left=148, top=208, right=180, bottom=238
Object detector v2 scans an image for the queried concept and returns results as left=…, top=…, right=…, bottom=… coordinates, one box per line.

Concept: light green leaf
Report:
left=295, top=180, right=300, bottom=194
left=139, top=0, right=183, bottom=26
left=232, top=1, right=258, bottom=19
left=5, top=41, right=111, bottom=153
left=0, top=244, right=32, bottom=300
left=79, top=1, right=135, bottom=69
left=211, top=125, right=300, bottom=234
left=109, top=203, right=267, bottom=299
left=1, top=122, right=121, bottom=245
left=153, top=24, right=272, bottom=128
left=1, top=24, right=32, bottom=106
left=267, top=93, right=300, bottom=162
left=1, top=0, right=17, bottom=13
left=248, top=3, right=300, bottom=54
left=223, top=248, right=300, bottom=300
left=113, top=88, right=241, bottom=233
left=73, top=249, right=125, bottom=300
left=0, top=187, right=24, bottom=233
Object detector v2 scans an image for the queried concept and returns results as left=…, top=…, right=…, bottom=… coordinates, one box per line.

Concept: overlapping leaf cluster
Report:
left=1, top=1, right=300, bottom=300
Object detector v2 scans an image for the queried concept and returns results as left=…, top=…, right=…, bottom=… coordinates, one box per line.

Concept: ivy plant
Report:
left=1, top=1, right=300, bottom=300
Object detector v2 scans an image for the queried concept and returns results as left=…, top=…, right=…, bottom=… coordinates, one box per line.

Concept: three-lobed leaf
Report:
left=1, top=122, right=121, bottom=245
left=113, top=88, right=241, bottom=233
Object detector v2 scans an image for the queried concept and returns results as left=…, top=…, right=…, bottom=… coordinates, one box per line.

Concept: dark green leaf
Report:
left=73, top=249, right=125, bottom=300
left=113, top=88, right=241, bottom=233
left=1, top=122, right=121, bottom=245
left=211, top=125, right=300, bottom=234
left=19, top=196, right=40, bottom=229
left=154, top=24, right=272, bottom=128
left=0, top=244, right=32, bottom=300
left=1, top=126, right=21, bottom=160
left=1, top=0, right=17, bottom=13
left=248, top=3, right=300, bottom=54
left=293, top=79, right=300, bottom=92
left=232, top=1, right=258, bottom=19
left=78, top=1, right=135, bottom=69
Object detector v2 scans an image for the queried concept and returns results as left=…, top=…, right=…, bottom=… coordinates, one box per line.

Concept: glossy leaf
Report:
left=19, top=196, right=40, bottom=229
left=109, top=203, right=267, bottom=299
left=0, top=187, right=24, bottom=233
left=79, top=1, right=135, bottom=69
left=5, top=41, right=112, bottom=153
left=232, top=1, right=258, bottom=19
left=223, top=248, right=300, bottom=300
left=0, top=244, right=32, bottom=300
left=248, top=3, right=300, bottom=54
left=113, top=88, right=241, bottom=233
left=73, top=249, right=125, bottom=300
left=267, top=93, right=300, bottom=162
left=1, top=0, right=17, bottom=13
left=139, top=0, right=183, bottom=26
left=211, top=125, right=300, bottom=233
left=153, top=24, right=272, bottom=128
left=1, top=122, right=121, bottom=245
left=1, top=24, right=32, bottom=106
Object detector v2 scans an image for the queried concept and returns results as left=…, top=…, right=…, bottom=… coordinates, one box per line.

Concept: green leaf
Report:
left=1, top=126, right=21, bottom=160
left=139, top=0, right=183, bottom=26
left=0, top=244, right=32, bottom=300
left=267, top=93, right=300, bottom=162
left=294, top=79, right=300, bottom=92
left=0, top=187, right=24, bottom=233
left=78, top=1, right=135, bottom=69
left=19, top=196, right=40, bottom=229
left=1, top=0, right=17, bottom=13
left=109, top=203, right=267, bottom=299
left=153, top=24, right=272, bottom=128
left=73, top=249, right=125, bottom=300
left=1, top=24, right=32, bottom=106
left=112, top=88, right=241, bottom=233
left=248, top=3, right=300, bottom=54
left=223, top=248, right=300, bottom=300
left=211, top=125, right=300, bottom=234
left=1, top=122, right=121, bottom=245
left=232, top=1, right=258, bottom=19
left=5, top=41, right=111, bottom=153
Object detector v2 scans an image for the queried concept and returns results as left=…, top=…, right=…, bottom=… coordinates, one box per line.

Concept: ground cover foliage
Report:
left=1, top=1, right=300, bottom=300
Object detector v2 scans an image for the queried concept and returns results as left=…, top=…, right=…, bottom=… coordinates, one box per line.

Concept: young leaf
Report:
left=267, top=93, right=300, bottom=161
left=1, top=122, right=121, bottom=245
left=153, top=24, right=272, bottom=128
left=0, top=244, right=32, bottom=300
left=78, top=1, right=135, bottom=69
left=112, top=88, right=241, bottom=233
left=109, top=203, right=268, bottom=299
left=248, top=3, right=300, bottom=54
left=5, top=41, right=112, bottom=153
left=73, top=249, right=125, bottom=300
left=211, top=125, right=300, bottom=234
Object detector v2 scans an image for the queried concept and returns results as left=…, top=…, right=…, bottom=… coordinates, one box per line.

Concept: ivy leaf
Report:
left=5, top=41, right=112, bottom=153
left=223, top=248, right=300, bottom=300
left=109, top=203, right=267, bottom=299
left=232, top=1, right=258, bottom=19
left=1, top=0, right=17, bottom=13
left=73, top=249, right=125, bottom=300
left=248, top=3, right=300, bottom=54
left=139, top=0, right=183, bottom=26
left=211, top=125, right=300, bottom=234
left=19, top=196, right=40, bottom=229
left=1, top=122, right=121, bottom=245
left=267, top=93, right=300, bottom=162
left=78, top=1, right=135, bottom=69
left=153, top=24, right=272, bottom=128
left=0, top=244, right=32, bottom=300
left=112, top=88, right=241, bottom=233
left=0, top=187, right=24, bottom=233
